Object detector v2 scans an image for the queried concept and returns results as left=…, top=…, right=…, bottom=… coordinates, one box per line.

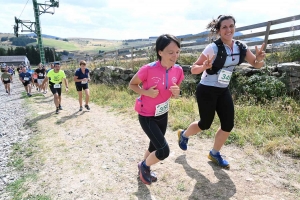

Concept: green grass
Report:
left=64, top=78, right=300, bottom=158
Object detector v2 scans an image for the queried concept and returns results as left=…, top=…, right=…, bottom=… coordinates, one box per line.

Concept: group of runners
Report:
left=1, top=60, right=91, bottom=115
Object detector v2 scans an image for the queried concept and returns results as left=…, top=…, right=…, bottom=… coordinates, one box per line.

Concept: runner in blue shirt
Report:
left=19, top=66, right=32, bottom=97
left=73, top=60, right=91, bottom=111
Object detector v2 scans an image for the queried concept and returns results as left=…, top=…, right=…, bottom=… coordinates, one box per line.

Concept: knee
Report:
left=198, top=120, right=211, bottom=131
left=155, top=143, right=170, bottom=160
left=221, top=123, right=234, bottom=132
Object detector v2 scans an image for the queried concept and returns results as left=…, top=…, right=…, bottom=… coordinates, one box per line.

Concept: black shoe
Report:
left=6, top=90, right=8, bottom=93
left=59, top=105, right=63, bottom=110
left=84, top=104, right=90, bottom=110
left=55, top=108, right=59, bottom=114
left=138, top=161, right=152, bottom=185
left=79, top=106, right=83, bottom=111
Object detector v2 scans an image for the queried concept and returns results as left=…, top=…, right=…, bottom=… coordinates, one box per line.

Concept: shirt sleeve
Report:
left=137, top=65, right=148, bottom=82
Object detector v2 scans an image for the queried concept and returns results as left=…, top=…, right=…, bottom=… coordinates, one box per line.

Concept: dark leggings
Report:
left=138, top=112, right=170, bottom=160
left=196, top=84, right=234, bottom=132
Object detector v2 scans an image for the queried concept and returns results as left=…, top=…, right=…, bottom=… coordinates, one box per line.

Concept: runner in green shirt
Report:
left=42, top=62, right=69, bottom=114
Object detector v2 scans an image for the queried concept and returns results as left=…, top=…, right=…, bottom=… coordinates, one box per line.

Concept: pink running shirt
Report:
left=135, top=60, right=184, bottom=116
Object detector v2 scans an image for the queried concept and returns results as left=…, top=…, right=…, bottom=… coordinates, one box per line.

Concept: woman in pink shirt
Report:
left=129, top=34, right=184, bottom=185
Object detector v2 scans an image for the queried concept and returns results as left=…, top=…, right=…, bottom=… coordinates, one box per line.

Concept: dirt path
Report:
left=18, top=88, right=300, bottom=200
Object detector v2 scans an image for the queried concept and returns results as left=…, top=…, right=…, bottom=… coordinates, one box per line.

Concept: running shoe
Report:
left=138, top=165, right=157, bottom=182
left=138, top=161, right=152, bottom=185
left=208, top=151, right=230, bottom=169
left=6, top=90, right=8, bottom=93
left=55, top=108, right=59, bottom=114
left=85, top=104, right=90, bottom=110
left=79, top=106, right=83, bottom=111
left=59, top=105, right=63, bottom=110
left=27, top=93, right=32, bottom=97
left=178, top=129, right=189, bottom=151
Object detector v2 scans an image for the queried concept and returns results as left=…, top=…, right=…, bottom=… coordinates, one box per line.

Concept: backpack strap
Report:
left=205, top=39, right=247, bottom=75
left=235, top=40, right=247, bottom=65
left=206, top=38, right=227, bottom=75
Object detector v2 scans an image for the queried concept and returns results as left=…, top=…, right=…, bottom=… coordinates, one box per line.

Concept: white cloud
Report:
left=0, top=0, right=300, bottom=40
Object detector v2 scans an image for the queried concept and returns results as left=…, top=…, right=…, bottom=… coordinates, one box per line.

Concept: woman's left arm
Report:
left=245, top=43, right=266, bottom=69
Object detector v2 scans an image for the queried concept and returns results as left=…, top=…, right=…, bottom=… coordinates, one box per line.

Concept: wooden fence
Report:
left=98, top=14, right=300, bottom=61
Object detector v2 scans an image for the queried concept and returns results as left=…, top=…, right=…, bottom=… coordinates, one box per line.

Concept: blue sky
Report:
left=1, top=0, right=300, bottom=40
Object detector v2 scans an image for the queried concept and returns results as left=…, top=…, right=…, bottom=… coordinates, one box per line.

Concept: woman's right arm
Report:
left=190, top=45, right=214, bottom=74
left=129, top=73, right=158, bottom=98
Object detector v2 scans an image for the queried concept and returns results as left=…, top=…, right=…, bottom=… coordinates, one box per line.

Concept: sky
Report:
left=0, top=0, right=300, bottom=40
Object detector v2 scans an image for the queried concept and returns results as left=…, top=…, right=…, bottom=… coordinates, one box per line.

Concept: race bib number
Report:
left=54, top=84, right=61, bottom=88
left=39, top=73, right=44, bottom=76
left=218, top=69, right=232, bottom=85
left=155, top=99, right=169, bottom=116
left=24, top=77, right=29, bottom=81
left=4, top=78, right=9, bottom=81
left=81, top=81, right=87, bottom=84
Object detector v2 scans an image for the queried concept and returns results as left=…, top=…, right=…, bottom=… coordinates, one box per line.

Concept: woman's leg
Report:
left=78, top=91, right=83, bottom=106
left=84, top=89, right=90, bottom=105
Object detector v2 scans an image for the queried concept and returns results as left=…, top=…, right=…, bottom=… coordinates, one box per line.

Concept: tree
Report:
left=0, top=48, right=6, bottom=56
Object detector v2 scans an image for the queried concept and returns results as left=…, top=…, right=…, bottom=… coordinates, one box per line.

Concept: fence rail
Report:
left=96, top=14, right=300, bottom=61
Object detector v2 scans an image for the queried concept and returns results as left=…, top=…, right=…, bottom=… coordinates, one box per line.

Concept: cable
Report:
left=18, top=0, right=30, bottom=19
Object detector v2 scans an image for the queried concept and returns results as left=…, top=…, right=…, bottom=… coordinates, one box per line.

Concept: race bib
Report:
left=24, top=77, right=29, bottom=81
left=155, top=99, right=169, bottom=116
left=39, top=73, right=44, bottom=76
left=218, top=69, right=232, bottom=85
left=81, top=81, right=87, bottom=84
left=4, top=78, right=9, bottom=81
left=54, top=84, right=61, bottom=88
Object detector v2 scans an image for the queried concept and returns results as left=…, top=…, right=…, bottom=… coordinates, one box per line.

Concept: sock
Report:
left=211, top=149, right=219, bottom=155
left=142, top=160, right=150, bottom=170
left=182, top=130, right=189, bottom=138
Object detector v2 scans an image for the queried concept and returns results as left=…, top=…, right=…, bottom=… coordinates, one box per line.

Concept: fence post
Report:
left=264, top=21, right=272, bottom=51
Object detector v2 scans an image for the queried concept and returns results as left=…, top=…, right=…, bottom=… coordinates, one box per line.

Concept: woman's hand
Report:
left=147, top=85, right=159, bottom=98
left=203, top=54, right=214, bottom=70
left=170, top=82, right=180, bottom=98
left=255, top=43, right=266, bottom=62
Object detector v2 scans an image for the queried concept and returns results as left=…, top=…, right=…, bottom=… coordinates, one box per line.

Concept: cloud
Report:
left=1, top=0, right=300, bottom=40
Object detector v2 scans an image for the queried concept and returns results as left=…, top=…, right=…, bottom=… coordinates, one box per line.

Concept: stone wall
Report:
left=64, top=62, right=300, bottom=94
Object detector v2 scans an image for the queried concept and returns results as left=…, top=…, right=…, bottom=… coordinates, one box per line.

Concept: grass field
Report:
left=0, top=33, right=153, bottom=55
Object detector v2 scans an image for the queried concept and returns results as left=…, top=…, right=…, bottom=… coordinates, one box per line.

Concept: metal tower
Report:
left=14, top=0, right=59, bottom=64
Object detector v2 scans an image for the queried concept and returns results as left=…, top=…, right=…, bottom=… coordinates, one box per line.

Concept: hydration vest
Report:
left=206, top=38, right=247, bottom=75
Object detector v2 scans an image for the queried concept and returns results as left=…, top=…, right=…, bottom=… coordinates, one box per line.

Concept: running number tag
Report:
left=24, top=77, right=29, bottom=81
left=218, top=69, right=232, bottom=85
left=39, top=73, right=43, bottom=76
left=54, top=84, right=61, bottom=88
left=81, top=80, right=87, bottom=84
left=4, top=78, right=9, bottom=81
left=155, top=99, right=169, bottom=116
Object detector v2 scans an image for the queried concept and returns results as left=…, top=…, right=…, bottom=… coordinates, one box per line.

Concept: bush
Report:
left=230, top=73, right=287, bottom=103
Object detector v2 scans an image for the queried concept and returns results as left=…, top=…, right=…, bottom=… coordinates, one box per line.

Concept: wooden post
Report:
left=264, top=21, right=272, bottom=51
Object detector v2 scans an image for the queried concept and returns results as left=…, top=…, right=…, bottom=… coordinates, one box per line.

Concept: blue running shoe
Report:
left=178, top=129, right=189, bottom=151
left=138, top=161, right=152, bottom=185
left=208, top=151, right=230, bottom=169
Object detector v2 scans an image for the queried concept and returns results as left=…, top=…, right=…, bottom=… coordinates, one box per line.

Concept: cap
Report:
left=53, top=61, right=60, bottom=65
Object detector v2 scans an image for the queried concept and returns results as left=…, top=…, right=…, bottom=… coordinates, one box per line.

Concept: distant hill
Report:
left=24, top=33, right=61, bottom=39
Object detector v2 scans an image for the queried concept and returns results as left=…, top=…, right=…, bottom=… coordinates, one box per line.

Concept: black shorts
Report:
left=22, top=81, right=31, bottom=86
left=49, top=84, right=62, bottom=96
left=3, top=80, right=10, bottom=84
left=76, top=83, right=89, bottom=91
